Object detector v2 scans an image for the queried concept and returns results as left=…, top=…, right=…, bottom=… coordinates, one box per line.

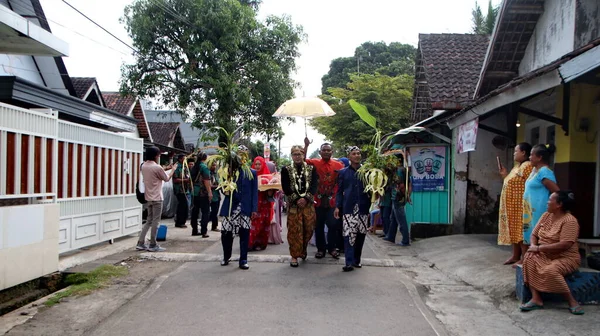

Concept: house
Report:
left=147, top=122, right=188, bottom=159
left=441, top=0, right=600, bottom=238
left=397, top=34, right=490, bottom=232
left=0, top=0, right=143, bottom=290
left=102, top=92, right=153, bottom=144
left=144, top=110, right=218, bottom=154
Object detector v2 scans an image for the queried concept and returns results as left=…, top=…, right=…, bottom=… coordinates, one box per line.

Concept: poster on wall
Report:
left=457, top=118, right=478, bottom=153
left=409, top=146, right=446, bottom=192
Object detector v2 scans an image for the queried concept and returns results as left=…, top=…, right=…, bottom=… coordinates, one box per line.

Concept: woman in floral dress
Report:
left=498, top=143, right=533, bottom=265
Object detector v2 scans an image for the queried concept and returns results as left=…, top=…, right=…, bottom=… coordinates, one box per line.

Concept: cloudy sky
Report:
left=38, top=0, right=499, bottom=152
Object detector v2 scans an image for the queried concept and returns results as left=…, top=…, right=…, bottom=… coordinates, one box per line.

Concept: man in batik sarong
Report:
left=281, top=145, right=318, bottom=267
left=219, top=146, right=258, bottom=270
left=335, top=146, right=371, bottom=272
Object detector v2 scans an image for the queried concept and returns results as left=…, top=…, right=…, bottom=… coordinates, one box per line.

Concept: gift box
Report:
left=258, top=173, right=282, bottom=191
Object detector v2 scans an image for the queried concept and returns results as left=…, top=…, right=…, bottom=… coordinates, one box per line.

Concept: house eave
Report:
left=0, top=5, right=69, bottom=57
left=0, top=76, right=138, bottom=132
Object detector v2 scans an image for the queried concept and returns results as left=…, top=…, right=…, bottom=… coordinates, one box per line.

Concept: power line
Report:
left=61, top=0, right=139, bottom=55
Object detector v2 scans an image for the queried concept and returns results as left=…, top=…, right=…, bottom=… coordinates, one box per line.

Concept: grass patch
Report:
left=45, top=265, right=128, bottom=307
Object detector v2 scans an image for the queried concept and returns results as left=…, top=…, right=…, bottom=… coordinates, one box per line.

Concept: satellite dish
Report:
left=492, top=136, right=512, bottom=151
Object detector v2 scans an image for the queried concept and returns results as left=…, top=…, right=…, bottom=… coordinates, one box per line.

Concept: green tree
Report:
left=308, top=149, right=319, bottom=159
left=472, top=0, right=498, bottom=34
left=120, top=0, right=304, bottom=140
left=320, top=41, right=416, bottom=94
left=310, top=73, right=413, bottom=149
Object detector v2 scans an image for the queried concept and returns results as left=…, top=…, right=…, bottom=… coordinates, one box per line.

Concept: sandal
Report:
left=503, top=258, right=519, bottom=265
left=290, top=259, right=299, bottom=267
left=329, top=251, right=339, bottom=259
left=315, top=251, right=325, bottom=259
left=569, top=305, right=584, bottom=315
left=520, top=301, right=543, bottom=312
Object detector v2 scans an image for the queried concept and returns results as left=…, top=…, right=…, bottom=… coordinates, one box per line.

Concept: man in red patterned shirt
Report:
left=304, top=137, right=344, bottom=259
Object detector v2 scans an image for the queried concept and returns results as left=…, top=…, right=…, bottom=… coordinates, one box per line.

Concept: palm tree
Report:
left=472, top=0, right=499, bottom=34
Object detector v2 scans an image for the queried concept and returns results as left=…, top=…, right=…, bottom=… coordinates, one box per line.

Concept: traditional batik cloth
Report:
left=523, top=213, right=580, bottom=293
left=343, top=204, right=369, bottom=246
left=498, top=161, right=533, bottom=245
left=287, top=205, right=316, bottom=258
left=221, top=205, right=251, bottom=236
left=523, top=166, right=556, bottom=244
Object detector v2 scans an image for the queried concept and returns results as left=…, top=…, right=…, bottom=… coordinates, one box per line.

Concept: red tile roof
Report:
left=70, top=77, right=96, bottom=99
left=419, top=34, right=490, bottom=107
left=102, top=92, right=136, bottom=115
left=148, top=122, right=184, bottom=150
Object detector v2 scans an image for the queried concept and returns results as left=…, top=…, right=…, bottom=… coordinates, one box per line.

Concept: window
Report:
left=530, top=127, right=540, bottom=145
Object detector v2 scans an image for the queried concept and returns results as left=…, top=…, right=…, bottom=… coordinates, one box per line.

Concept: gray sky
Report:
left=40, top=0, right=499, bottom=153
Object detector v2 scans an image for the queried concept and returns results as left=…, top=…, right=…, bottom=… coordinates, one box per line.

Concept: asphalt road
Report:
left=87, top=221, right=444, bottom=336
left=89, top=261, right=441, bottom=336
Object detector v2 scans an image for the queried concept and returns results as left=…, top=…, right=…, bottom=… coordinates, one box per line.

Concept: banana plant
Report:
left=349, top=99, right=399, bottom=203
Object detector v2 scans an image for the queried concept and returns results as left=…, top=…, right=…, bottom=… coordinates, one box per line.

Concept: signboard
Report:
left=409, top=146, right=446, bottom=192
left=264, top=143, right=271, bottom=160
left=457, top=118, right=478, bottom=153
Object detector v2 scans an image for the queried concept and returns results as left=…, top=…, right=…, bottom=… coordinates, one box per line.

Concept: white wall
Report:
left=0, top=203, right=59, bottom=290
left=519, top=0, right=576, bottom=75
left=0, top=54, right=45, bottom=85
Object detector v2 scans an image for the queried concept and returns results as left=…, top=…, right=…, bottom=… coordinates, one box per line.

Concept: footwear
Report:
left=191, top=232, right=202, bottom=236
left=221, top=260, right=230, bottom=266
left=568, top=305, right=584, bottom=315
left=201, top=234, right=210, bottom=238
left=397, top=242, right=411, bottom=247
left=290, top=258, right=299, bottom=267
left=301, top=252, right=307, bottom=260
left=382, top=238, right=395, bottom=243
left=342, top=265, right=354, bottom=272
left=175, top=225, right=188, bottom=228
left=520, top=301, right=543, bottom=312
left=239, top=263, right=249, bottom=270
left=135, top=244, right=148, bottom=251
left=147, top=245, right=166, bottom=252
left=211, top=229, right=220, bottom=232
left=315, top=251, right=325, bottom=259
left=377, top=234, right=386, bottom=238
left=352, top=263, right=362, bottom=268
left=503, top=258, right=519, bottom=265
left=329, top=251, right=340, bottom=259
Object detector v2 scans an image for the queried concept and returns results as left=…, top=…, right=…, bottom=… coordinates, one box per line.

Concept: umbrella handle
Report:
left=304, top=117, right=307, bottom=137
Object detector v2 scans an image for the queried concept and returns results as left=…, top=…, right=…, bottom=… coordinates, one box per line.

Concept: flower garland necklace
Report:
left=291, top=162, right=310, bottom=197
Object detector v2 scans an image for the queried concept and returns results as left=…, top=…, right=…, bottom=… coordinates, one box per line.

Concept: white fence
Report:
left=0, top=102, right=143, bottom=254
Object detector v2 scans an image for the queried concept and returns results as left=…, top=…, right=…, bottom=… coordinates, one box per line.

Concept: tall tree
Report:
left=320, top=41, right=416, bottom=94
left=120, top=0, right=304, bottom=139
left=310, top=73, right=413, bottom=151
left=472, top=0, right=498, bottom=34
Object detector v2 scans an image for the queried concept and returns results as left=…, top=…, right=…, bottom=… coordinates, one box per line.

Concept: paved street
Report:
left=85, top=222, right=444, bottom=336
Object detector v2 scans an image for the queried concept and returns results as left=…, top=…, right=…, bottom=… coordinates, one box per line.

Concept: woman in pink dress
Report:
left=249, top=156, right=275, bottom=250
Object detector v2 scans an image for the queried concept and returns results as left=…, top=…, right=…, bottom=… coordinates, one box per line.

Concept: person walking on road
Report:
left=190, top=152, right=212, bottom=237
left=220, top=146, right=258, bottom=270
left=249, top=156, right=275, bottom=251
left=282, top=145, right=318, bottom=267
left=209, top=162, right=221, bottom=232
left=173, top=154, right=191, bottom=228
left=304, top=138, right=344, bottom=259
left=335, top=146, right=370, bottom=272
left=136, top=146, right=178, bottom=252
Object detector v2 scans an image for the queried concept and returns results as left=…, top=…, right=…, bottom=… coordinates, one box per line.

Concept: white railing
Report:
left=0, top=102, right=144, bottom=253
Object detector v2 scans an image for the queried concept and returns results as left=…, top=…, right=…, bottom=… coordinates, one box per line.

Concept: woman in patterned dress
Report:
left=498, top=143, right=533, bottom=265
left=249, top=156, right=274, bottom=251
left=522, top=144, right=559, bottom=264
left=520, top=191, right=583, bottom=315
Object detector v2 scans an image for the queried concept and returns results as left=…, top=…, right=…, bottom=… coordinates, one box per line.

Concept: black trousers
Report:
left=190, top=196, right=210, bottom=235
left=175, top=193, right=189, bottom=227
left=210, top=201, right=220, bottom=230
left=315, top=206, right=340, bottom=253
left=221, top=228, right=249, bottom=265
left=344, top=233, right=366, bottom=266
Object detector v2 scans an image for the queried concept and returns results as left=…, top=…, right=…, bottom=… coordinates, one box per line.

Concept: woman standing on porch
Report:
left=498, top=143, right=533, bottom=265
left=522, top=144, right=560, bottom=258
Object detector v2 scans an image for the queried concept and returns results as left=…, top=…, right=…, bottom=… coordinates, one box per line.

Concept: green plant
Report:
left=349, top=100, right=399, bottom=202
left=206, top=126, right=254, bottom=216
left=45, top=265, right=128, bottom=307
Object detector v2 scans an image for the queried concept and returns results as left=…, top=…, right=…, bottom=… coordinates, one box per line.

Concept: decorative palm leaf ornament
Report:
left=204, top=126, right=253, bottom=217
left=349, top=99, right=399, bottom=203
